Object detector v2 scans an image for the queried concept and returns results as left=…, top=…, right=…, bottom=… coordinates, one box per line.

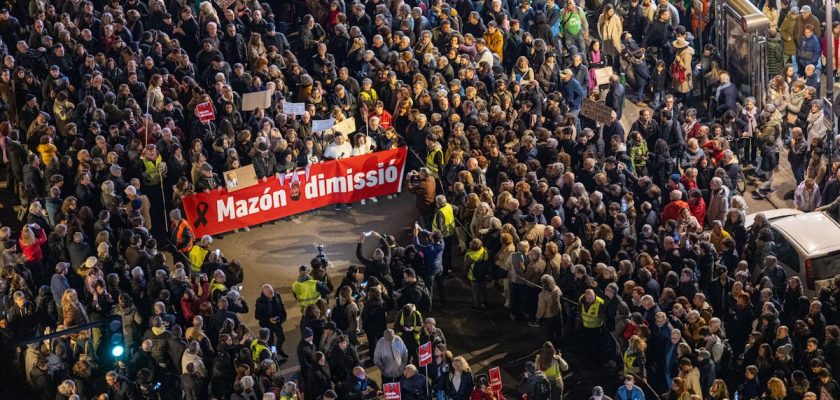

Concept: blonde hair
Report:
left=452, top=356, right=471, bottom=372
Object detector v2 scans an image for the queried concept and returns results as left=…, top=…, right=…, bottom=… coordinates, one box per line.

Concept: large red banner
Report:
left=183, top=148, right=407, bottom=236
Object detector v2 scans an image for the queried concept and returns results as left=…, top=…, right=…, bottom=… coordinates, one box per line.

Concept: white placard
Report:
left=282, top=102, right=306, bottom=115
left=333, top=117, right=356, bottom=135
left=312, top=118, right=335, bottom=132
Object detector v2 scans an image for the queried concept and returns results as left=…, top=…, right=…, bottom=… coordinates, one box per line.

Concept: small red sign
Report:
left=384, top=382, right=401, bottom=400
left=197, top=102, right=215, bottom=122
left=418, top=341, right=432, bottom=367
left=489, top=367, right=502, bottom=391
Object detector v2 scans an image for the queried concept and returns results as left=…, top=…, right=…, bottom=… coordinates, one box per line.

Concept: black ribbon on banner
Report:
left=194, top=202, right=209, bottom=228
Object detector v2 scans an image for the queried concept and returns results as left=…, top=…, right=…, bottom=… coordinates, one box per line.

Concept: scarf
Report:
left=715, top=81, right=732, bottom=100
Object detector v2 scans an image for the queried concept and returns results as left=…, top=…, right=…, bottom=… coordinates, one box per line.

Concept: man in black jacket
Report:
left=255, top=283, right=289, bottom=358
left=357, top=232, right=394, bottom=290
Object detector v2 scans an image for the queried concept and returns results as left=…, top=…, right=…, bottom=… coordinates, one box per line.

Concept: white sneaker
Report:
left=361, top=199, right=366, bottom=205
left=370, top=197, right=378, bottom=203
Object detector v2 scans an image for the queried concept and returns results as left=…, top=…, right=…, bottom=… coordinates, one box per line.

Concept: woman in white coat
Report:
left=597, top=4, right=624, bottom=68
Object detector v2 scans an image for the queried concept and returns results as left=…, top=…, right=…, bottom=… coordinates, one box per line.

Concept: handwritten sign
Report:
left=196, top=102, right=215, bottom=123
left=581, top=98, right=614, bottom=125
left=488, top=367, right=502, bottom=391
left=241, top=90, right=272, bottom=111
left=282, top=102, right=306, bottom=116
left=332, top=117, right=356, bottom=135
left=313, top=118, right=335, bottom=132
left=383, top=382, right=401, bottom=400
left=418, top=341, right=432, bottom=367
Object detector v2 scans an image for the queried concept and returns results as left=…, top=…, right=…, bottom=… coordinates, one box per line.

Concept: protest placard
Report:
left=241, top=90, right=272, bottom=111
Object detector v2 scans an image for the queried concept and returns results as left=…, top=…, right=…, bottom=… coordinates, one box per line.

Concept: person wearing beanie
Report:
left=170, top=208, right=194, bottom=259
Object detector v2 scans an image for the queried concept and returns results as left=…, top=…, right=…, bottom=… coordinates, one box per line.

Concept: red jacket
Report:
left=19, top=227, right=47, bottom=262
left=662, top=200, right=689, bottom=227
left=689, top=198, right=707, bottom=225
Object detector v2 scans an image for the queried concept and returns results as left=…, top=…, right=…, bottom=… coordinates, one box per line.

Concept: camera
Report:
left=311, top=244, right=329, bottom=269
left=408, top=170, right=421, bottom=187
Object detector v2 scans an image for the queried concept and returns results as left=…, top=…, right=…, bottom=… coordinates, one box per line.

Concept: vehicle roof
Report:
left=763, top=210, right=840, bottom=255
left=744, top=208, right=803, bottom=227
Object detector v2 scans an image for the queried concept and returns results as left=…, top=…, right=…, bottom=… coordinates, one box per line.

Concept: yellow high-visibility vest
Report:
left=292, top=279, right=320, bottom=307
left=579, top=295, right=604, bottom=328
left=433, top=203, right=456, bottom=237
left=465, top=247, right=487, bottom=281
left=425, top=146, right=443, bottom=177
left=188, top=246, right=208, bottom=273
left=250, top=339, right=269, bottom=363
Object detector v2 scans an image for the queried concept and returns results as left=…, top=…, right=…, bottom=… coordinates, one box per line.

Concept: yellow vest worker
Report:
left=579, top=291, right=605, bottom=328
left=188, top=246, right=209, bottom=273
left=292, top=266, right=322, bottom=309
left=464, top=246, right=487, bottom=282
left=250, top=338, right=270, bottom=363
left=425, top=141, right=444, bottom=178
left=141, top=150, right=164, bottom=186
left=433, top=203, right=456, bottom=238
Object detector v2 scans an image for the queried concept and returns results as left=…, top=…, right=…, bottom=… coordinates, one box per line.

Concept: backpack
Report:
left=331, top=303, right=350, bottom=332
left=532, top=375, right=552, bottom=400
left=562, top=10, right=582, bottom=36
left=717, top=339, right=734, bottom=376
left=670, top=58, right=686, bottom=84
left=472, top=258, right=493, bottom=283
left=418, top=284, right=432, bottom=313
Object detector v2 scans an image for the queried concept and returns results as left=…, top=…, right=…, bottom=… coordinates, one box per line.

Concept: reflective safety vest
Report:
left=398, top=310, right=423, bottom=342
left=292, top=279, right=320, bottom=307
left=465, top=247, right=487, bottom=281
left=142, top=154, right=163, bottom=185
left=425, top=146, right=443, bottom=177
left=250, top=339, right=270, bottom=363
left=579, top=295, right=604, bottom=328
left=209, top=280, right=226, bottom=298
left=433, top=203, right=456, bottom=238
left=174, top=220, right=194, bottom=253
left=188, top=246, right=209, bottom=273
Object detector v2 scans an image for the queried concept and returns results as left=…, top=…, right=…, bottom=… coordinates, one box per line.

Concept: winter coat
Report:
left=673, top=45, right=695, bottom=93
left=767, top=37, right=785, bottom=77
left=780, top=14, right=800, bottom=55
left=706, top=187, right=730, bottom=225
left=374, top=336, right=409, bottom=379
left=598, top=14, right=623, bottom=57
left=798, top=34, right=821, bottom=67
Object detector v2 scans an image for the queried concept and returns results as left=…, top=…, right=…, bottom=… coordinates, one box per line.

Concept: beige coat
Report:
left=673, top=45, right=695, bottom=93
left=598, top=14, right=624, bottom=57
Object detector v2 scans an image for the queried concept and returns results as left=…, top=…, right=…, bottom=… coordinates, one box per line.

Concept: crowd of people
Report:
left=3, top=0, right=840, bottom=399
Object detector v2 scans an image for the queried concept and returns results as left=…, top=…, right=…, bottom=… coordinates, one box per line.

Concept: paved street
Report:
left=215, top=194, right=622, bottom=397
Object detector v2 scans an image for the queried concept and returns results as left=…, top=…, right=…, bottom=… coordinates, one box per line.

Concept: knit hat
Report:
left=670, top=173, right=681, bottom=183
left=302, top=327, right=314, bottom=338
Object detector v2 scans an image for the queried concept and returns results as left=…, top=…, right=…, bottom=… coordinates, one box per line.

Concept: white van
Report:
left=745, top=209, right=840, bottom=296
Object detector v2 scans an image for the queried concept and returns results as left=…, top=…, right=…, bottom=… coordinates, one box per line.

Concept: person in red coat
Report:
left=19, top=222, right=47, bottom=284
left=687, top=189, right=707, bottom=227
left=661, top=190, right=689, bottom=227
